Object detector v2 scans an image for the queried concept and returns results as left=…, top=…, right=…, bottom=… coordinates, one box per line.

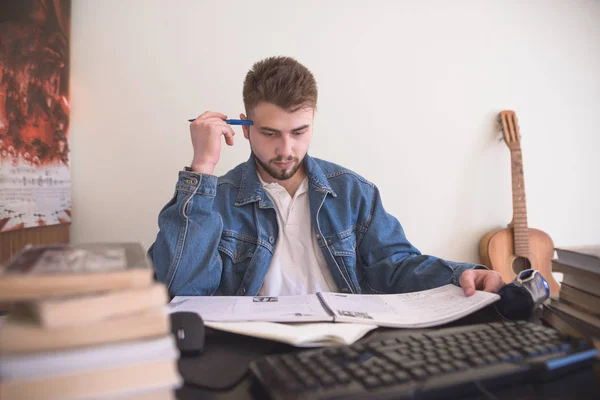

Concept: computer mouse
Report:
left=169, top=312, right=205, bottom=355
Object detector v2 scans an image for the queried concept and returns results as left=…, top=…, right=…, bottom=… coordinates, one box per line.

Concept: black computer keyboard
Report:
left=249, top=320, right=598, bottom=400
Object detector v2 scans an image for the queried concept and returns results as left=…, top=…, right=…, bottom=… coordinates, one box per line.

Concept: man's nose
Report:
left=277, top=135, right=293, bottom=158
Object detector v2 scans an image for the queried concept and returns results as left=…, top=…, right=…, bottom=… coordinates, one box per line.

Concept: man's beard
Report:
left=252, top=149, right=303, bottom=181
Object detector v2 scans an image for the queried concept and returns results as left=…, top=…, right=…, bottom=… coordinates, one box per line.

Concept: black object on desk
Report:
left=170, top=311, right=283, bottom=392
left=249, top=320, right=598, bottom=400
left=170, top=312, right=205, bottom=355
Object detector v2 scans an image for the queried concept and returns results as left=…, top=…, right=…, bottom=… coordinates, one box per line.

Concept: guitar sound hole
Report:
left=512, top=257, right=532, bottom=274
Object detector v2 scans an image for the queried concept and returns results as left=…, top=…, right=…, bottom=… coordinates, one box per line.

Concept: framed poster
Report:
left=0, top=0, right=71, bottom=232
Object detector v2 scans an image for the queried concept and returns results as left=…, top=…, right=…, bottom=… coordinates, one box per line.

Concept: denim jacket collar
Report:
left=234, top=154, right=337, bottom=207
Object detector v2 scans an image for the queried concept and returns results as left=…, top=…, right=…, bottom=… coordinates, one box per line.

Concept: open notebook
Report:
left=169, top=284, right=500, bottom=346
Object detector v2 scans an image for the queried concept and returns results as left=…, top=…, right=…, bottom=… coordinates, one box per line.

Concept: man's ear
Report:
left=240, top=113, right=250, bottom=139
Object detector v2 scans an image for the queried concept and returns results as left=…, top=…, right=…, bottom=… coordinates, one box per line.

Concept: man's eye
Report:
left=294, top=131, right=306, bottom=136
left=262, top=132, right=274, bottom=137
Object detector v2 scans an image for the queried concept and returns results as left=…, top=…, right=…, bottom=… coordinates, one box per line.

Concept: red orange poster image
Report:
left=0, top=0, right=71, bottom=232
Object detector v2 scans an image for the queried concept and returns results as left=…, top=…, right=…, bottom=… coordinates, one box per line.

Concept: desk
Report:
left=174, top=307, right=600, bottom=400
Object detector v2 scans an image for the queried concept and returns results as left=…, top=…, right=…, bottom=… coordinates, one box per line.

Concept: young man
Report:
left=149, top=56, right=504, bottom=297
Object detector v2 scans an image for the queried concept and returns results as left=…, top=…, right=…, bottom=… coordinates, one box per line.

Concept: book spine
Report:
left=316, top=292, right=336, bottom=319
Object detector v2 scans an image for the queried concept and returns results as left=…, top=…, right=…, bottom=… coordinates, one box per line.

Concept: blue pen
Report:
left=188, top=118, right=253, bottom=126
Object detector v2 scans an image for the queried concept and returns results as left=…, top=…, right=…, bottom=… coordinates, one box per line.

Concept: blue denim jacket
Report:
left=149, top=154, right=482, bottom=296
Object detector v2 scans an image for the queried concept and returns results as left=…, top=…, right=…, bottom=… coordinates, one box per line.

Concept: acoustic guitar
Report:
left=479, top=110, right=560, bottom=295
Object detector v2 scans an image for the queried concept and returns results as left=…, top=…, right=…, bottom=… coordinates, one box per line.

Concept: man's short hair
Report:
left=243, top=56, right=318, bottom=115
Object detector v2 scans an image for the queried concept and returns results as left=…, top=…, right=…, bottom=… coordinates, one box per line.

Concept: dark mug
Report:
left=494, top=269, right=550, bottom=321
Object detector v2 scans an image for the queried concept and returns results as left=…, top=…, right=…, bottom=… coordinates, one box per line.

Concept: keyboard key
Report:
left=425, top=365, right=441, bottom=375
left=439, top=363, right=455, bottom=372
left=353, top=344, right=367, bottom=352
left=545, top=344, right=560, bottom=354
left=394, top=370, right=411, bottom=382
left=384, top=353, right=411, bottom=365
left=301, top=377, right=318, bottom=389
left=464, top=350, right=478, bottom=359
left=410, top=367, right=429, bottom=380
left=382, top=363, right=397, bottom=372
left=346, top=363, right=360, bottom=371
left=367, top=341, right=384, bottom=349
left=321, top=375, right=336, bottom=386
left=422, top=350, right=437, bottom=358
left=334, top=371, right=351, bottom=383
left=471, top=357, right=487, bottom=366
left=380, top=373, right=396, bottom=385
left=508, top=350, right=523, bottom=361
left=283, top=379, right=302, bottom=391
left=484, top=354, right=498, bottom=364
left=362, top=375, right=381, bottom=388
left=525, top=348, right=539, bottom=357
left=453, top=360, right=469, bottom=370
left=402, top=359, right=427, bottom=369
left=369, top=366, right=383, bottom=375
left=357, top=352, right=375, bottom=363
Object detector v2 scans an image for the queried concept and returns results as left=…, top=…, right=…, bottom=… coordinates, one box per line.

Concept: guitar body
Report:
left=480, top=227, right=560, bottom=295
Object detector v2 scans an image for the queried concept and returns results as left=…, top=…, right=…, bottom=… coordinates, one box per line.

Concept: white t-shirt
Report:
left=257, top=175, right=339, bottom=296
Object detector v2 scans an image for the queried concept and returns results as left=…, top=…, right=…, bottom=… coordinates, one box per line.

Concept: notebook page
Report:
left=320, top=284, right=500, bottom=328
left=205, top=321, right=377, bottom=347
left=168, top=294, right=332, bottom=322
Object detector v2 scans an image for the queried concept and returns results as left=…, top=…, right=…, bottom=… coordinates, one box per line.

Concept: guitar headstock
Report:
left=498, top=110, right=522, bottom=152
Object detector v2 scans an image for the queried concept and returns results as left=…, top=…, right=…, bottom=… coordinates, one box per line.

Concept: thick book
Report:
left=552, top=260, right=600, bottom=296
left=559, top=283, right=600, bottom=317
left=169, top=284, right=500, bottom=329
left=0, top=307, right=169, bottom=354
left=555, top=245, right=600, bottom=272
left=541, top=304, right=587, bottom=339
left=543, top=299, right=600, bottom=340
left=0, top=335, right=180, bottom=400
left=0, top=358, right=181, bottom=400
left=100, top=388, right=177, bottom=400
left=0, top=242, right=154, bottom=301
left=10, top=283, right=169, bottom=328
left=0, top=335, right=178, bottom=381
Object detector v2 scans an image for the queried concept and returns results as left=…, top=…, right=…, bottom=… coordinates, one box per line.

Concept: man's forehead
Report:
left=251, top=103, right=314, bottom=126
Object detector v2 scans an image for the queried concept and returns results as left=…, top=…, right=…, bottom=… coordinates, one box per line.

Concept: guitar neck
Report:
left=510, top=149, right=529, bottom=257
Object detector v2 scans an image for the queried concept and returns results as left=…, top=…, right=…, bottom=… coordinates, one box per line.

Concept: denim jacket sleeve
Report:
left=358, top=186, right=486, bottom=294
left=148, top=171, right=223, bottom=296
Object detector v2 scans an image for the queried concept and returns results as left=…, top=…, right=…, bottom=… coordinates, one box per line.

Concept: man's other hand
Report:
left=459, top=269, right=504, bottom=296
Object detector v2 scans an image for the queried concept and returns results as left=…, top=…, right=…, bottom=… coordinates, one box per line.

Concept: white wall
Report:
left=69, top=0, right=600, bottom=264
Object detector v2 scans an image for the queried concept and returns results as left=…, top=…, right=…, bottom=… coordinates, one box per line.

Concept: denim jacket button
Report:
left=239, top=287, right=246, bottom=295
left=268, top=236, right=275, bottom=244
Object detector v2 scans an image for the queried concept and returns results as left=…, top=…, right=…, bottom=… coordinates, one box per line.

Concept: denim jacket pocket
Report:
left=329, top=233, right=357, bottom=258
left=218, top=232, right=258, bottom=276
left=328, top=233, right=360, bottom=291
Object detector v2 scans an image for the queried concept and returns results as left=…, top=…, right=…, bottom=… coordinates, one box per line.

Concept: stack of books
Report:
left=542, top=245, right=600, bottom=348
left=0, top=242, right=181, bottom=400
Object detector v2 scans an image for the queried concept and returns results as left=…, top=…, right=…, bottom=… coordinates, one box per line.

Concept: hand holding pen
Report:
left=187, top=112, right=253, bottom=175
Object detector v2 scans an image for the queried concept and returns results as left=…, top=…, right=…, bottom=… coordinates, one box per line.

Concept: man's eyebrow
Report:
left=260, top=125, right=310, bottom=133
